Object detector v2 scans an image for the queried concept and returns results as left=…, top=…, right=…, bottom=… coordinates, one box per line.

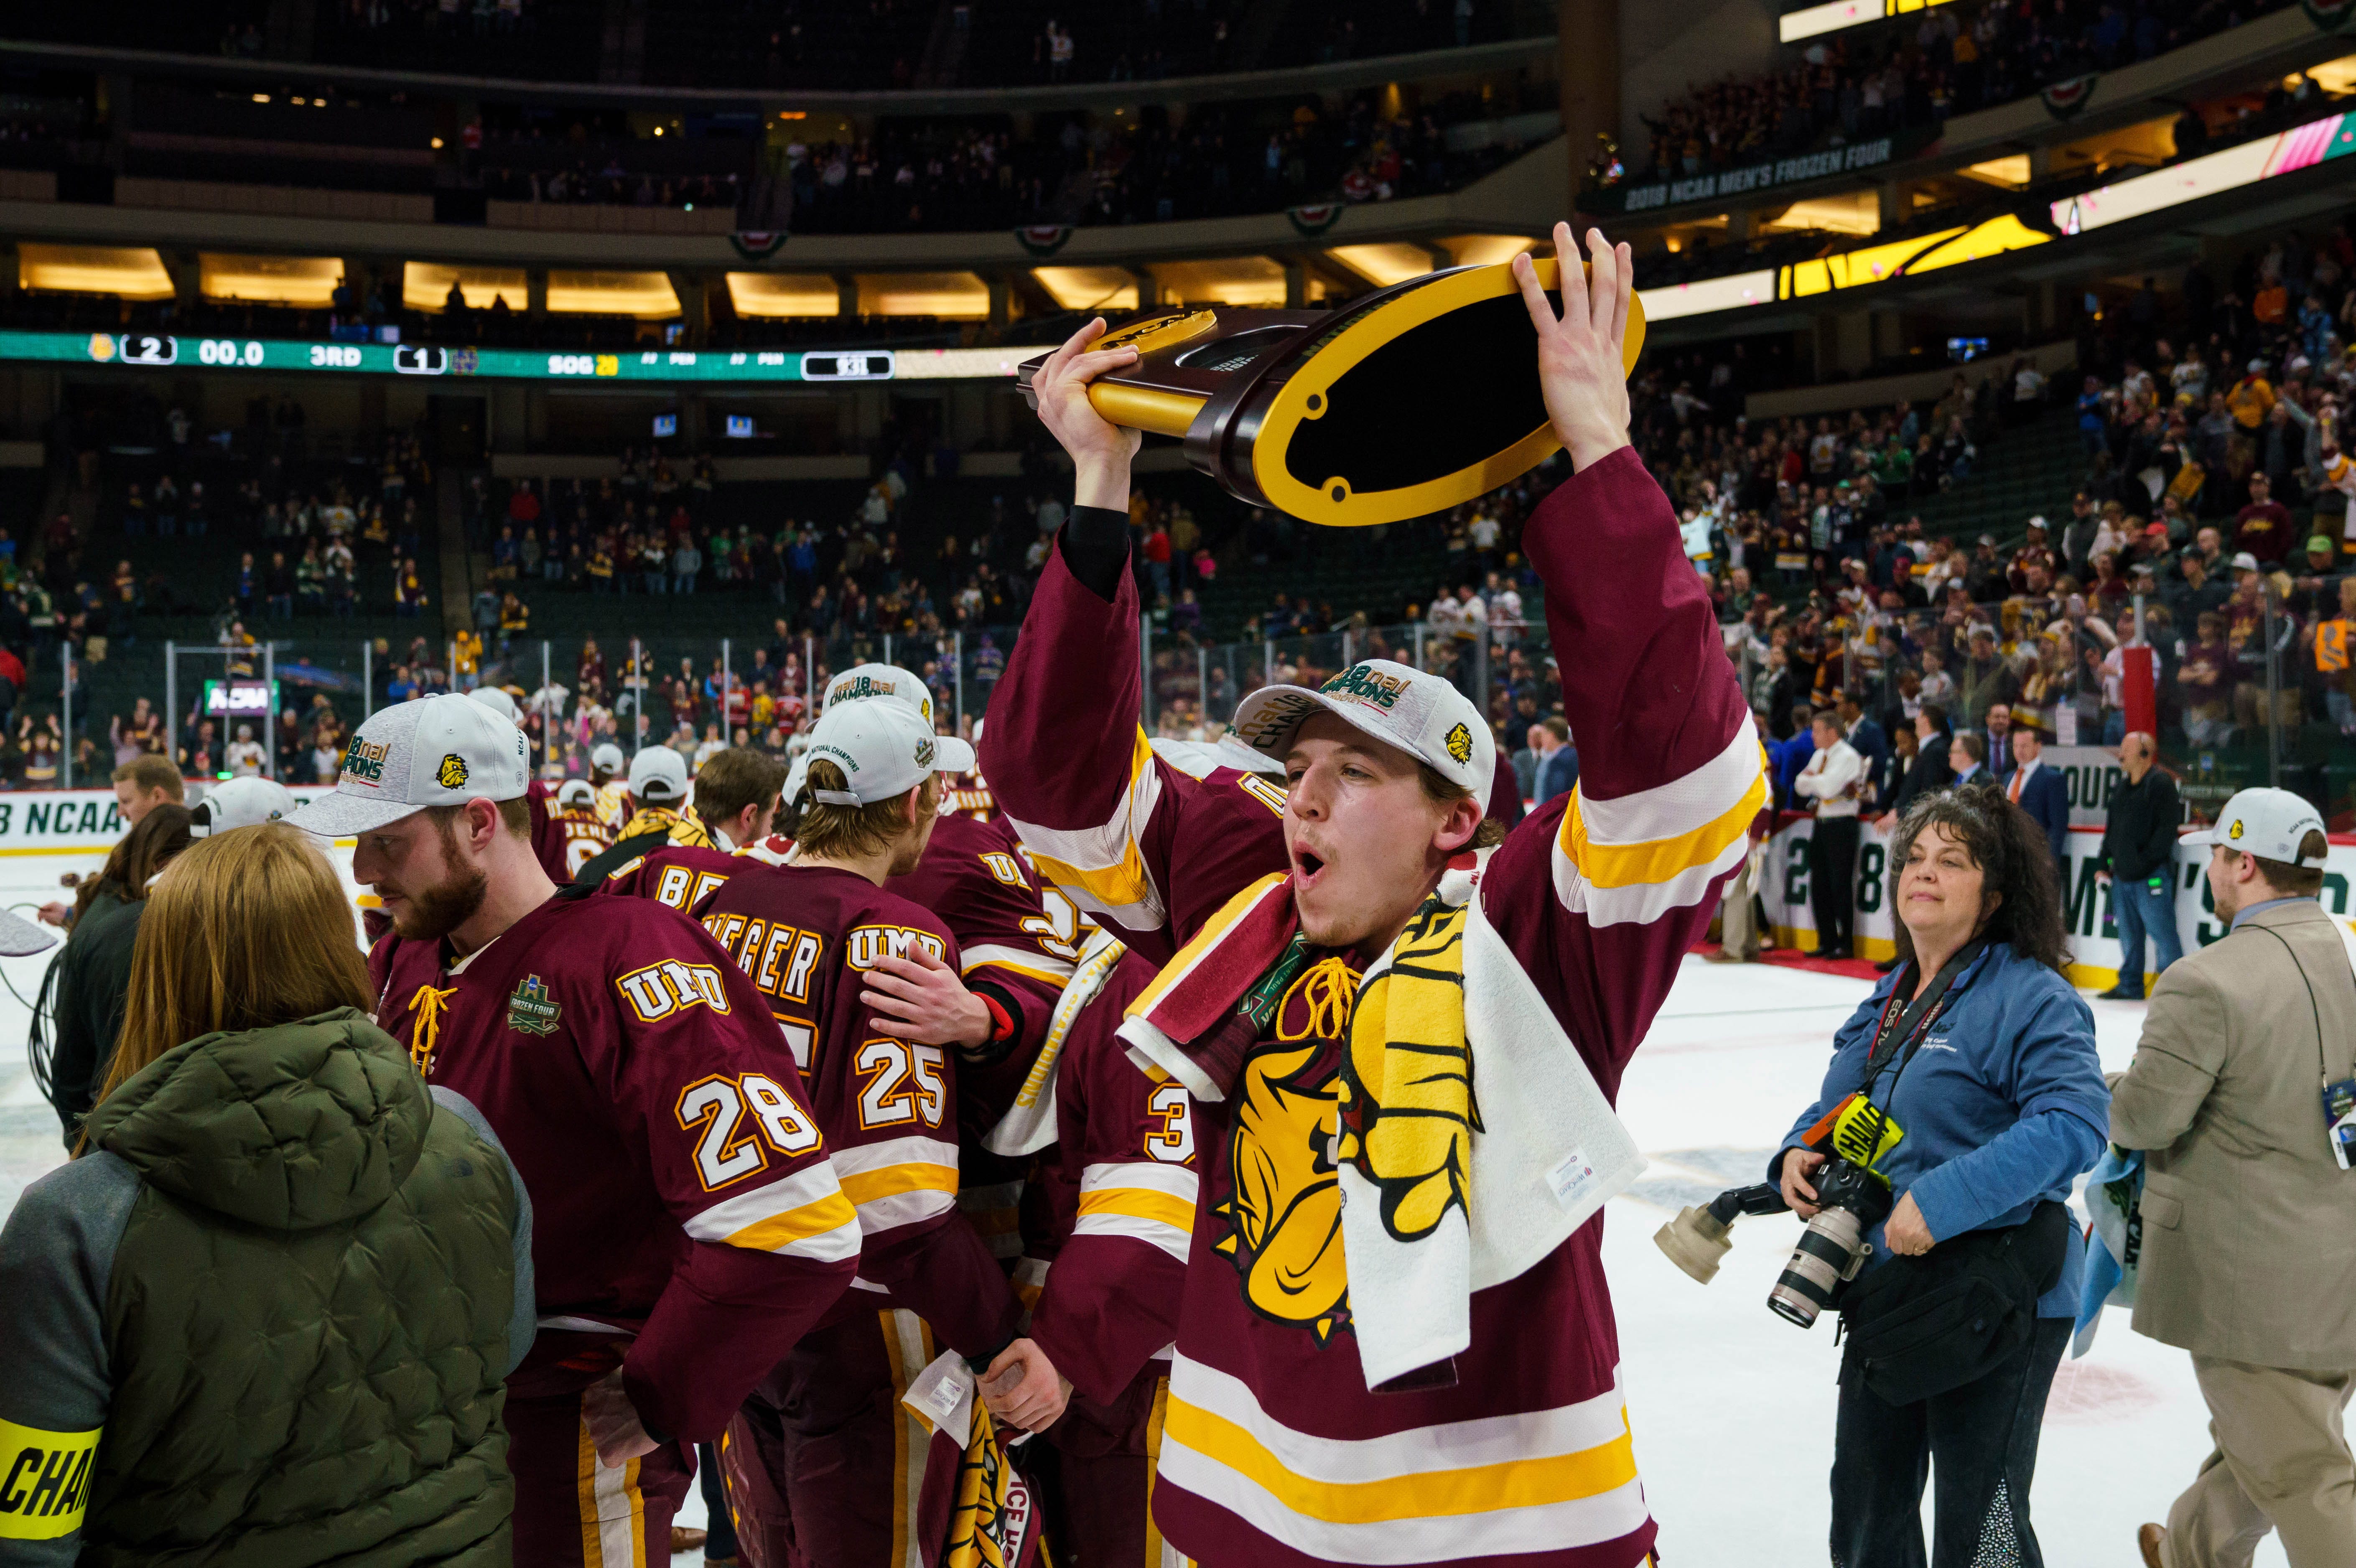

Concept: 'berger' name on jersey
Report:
left=703, top=914, right=826, bottom=1005
left=845, top=924, right=947, bottom=970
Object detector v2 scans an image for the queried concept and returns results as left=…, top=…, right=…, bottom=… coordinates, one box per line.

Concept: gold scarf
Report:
left=1333, top=895, right=1478, bottom=1243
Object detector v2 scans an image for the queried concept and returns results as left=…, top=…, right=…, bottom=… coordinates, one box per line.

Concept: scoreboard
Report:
left=0, top=331, right=1020, bottom=383
left=35, top=331, right=814, bottom=383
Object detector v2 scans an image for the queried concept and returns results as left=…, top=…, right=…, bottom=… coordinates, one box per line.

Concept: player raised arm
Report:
left=983, top=322, right=1289, bottom=956
left=1482, top=223, right=1767, bottom=1077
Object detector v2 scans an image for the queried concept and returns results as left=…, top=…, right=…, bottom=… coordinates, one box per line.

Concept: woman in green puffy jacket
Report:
left=0, top=822, right=534, bottom=1566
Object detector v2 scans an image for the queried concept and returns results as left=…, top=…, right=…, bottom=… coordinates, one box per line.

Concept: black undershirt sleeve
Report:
left=1058, top=504, right=1133, bottom=602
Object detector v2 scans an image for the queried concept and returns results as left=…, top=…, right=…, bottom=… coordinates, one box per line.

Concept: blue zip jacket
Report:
left=1775, top=942, right=2109, bottom=1317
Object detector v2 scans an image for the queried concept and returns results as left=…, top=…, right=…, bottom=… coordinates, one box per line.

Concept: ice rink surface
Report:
left=0, top=847, right=2289, bottom=1565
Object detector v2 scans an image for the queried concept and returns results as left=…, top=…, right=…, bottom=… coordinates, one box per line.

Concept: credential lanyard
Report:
left=1852, top=939, right=1988, bottom=1154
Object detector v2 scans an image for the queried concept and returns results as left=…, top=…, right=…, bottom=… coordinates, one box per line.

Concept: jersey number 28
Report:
left=678, top=1072, right=823, bottom=1190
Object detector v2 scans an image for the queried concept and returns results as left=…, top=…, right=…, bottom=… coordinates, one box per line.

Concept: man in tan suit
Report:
left=2112, top=787, right=2356, bottom=1568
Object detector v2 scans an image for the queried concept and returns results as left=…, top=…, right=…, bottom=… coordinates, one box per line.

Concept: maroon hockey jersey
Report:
left=693, top=861, right=1024, bottom=1358
left=980, top=448, right=1768, bottom=1568
left=603, top=841, right=757, bottom=910
left=546, top=798, right=617, bottom=879
left=1026, top=949, right=1190, bottom=1408
left=887, top=813, right=1077, bottom=1137
left=368, top=893, right=857, bottom=1443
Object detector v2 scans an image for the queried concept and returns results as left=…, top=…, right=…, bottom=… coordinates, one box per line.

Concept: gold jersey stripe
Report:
left=1160, top=1397, right=1638, bottom=1524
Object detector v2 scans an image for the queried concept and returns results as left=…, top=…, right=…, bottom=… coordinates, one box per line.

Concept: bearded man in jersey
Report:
left=689, top=698, right=1069, bottom=1567
left=291, top=695, right=859, bottom=1568
left=984, top=224, right=1766, bottom=1567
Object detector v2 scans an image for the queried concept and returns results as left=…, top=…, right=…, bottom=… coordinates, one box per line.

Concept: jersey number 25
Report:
left=856, top=1039, right=947, bottom=1130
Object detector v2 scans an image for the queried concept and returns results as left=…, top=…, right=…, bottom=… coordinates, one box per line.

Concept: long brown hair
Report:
left=1888, top=784, right=2069, bottom=973
left=88, top=822, right=372, bottom=1119
left=73, top=803, right=194, bottom=922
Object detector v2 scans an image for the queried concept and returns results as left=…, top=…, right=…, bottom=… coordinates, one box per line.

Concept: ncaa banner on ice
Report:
left=0, top=786, right=335, bottom=854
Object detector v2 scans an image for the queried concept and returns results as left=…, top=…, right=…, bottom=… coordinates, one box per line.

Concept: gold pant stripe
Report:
left=1142, top=1374, right=1191, bottom=1568
left=574, top=1411, right=646, bottom=1567
left=879, top=1308, right=937, bottom=1568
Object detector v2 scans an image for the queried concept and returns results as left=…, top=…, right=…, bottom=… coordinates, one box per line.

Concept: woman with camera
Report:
left=1773, top=786, right=2109, bottom=1567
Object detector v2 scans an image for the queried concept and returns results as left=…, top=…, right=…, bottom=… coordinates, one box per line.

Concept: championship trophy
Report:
left=1016, top=255, right=1645, bottom=528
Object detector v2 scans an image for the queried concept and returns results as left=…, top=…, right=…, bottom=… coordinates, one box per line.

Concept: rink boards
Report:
left=0, top=786, right=363, bottom=952
left=1757, top=814, right=2356, bottom=988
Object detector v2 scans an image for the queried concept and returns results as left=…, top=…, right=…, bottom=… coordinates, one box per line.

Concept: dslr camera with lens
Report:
left=1765, top=1155, right=1892, bottom=1327
left=1653, top=1152, right=1892, bottom=1329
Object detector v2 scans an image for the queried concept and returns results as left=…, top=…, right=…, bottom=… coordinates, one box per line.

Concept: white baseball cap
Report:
left=467, top=686, right=520, bottom=723
left=287, top=694, right=531, bottom=838
left=1229, top=658, right=1495, bottom=794
left=629, top=746, right=690, bottom=802
left=555, top=778, right=596, bottom=811
left=804, top=700, right=975, bottom=807
left=191, top=776, right=298, bottom=837
left=2230, top=552, right=2261, bottom=573
left=2185, top=787, right=2329, bottom=865
left=824, top=663, right=933, bottom=723
left=591, top=743, right=626, bottom=774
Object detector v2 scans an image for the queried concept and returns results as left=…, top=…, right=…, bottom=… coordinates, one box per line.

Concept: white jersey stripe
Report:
left=1574, top=715, right=1765, bottom=845
left=832, top=1135, right=962, bottom=1178
left=1080, top=1161, right=1200, bottom=1204
left=852, top=1186, right=958, bottom=1234
left=1158, top=1355, right=1647, bottom=1558
left=1153, top=1439, right=1650, bottom=1563
left=1553, top=832, right=1748, bottom=928
left=683, top=1164, right=847, bottom=1242
left=1072, top=1209, right=1192, bottom=1263
left=960, top=944, right=1078, bottom=983
left=1168, top=1353, right=1630, bottom=1479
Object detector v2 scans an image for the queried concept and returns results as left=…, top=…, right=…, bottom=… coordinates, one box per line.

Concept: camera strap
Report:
left=1850, top=939, right=1989, bottom=1158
